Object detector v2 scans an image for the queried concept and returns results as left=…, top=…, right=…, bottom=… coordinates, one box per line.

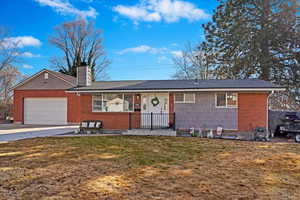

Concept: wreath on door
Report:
left=151, top=97, right=160, bottom=107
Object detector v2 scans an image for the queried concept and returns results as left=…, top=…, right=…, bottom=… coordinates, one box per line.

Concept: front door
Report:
left=141, top=93, right=169, bottom=128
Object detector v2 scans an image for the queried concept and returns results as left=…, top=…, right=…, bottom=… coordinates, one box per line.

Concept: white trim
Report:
left=215, top=92, right=238, bottom=108
left=12, top=69, right=76, bottom=90
left=266, top=91, right=273, bottom=132
left=12, top=70, right=46, bottom=90
left=66, top=88, right=285, bottom=93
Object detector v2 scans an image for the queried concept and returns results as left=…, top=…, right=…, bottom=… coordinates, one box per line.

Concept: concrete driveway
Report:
left=0, top=124, right=79, bottom=142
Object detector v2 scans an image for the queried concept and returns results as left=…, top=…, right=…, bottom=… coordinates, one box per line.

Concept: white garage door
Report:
left=24, top=98, right=67, bottom=125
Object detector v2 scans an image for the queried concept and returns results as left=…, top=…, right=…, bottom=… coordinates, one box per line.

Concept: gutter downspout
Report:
left=267, top=90, right=274, bottom=136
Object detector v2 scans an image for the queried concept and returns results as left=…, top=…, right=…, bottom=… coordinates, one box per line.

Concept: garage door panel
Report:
left=24, top=98, right=67, bottom=125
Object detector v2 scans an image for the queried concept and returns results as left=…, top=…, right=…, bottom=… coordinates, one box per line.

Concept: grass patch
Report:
left=0, top=136, right=299, bottom=199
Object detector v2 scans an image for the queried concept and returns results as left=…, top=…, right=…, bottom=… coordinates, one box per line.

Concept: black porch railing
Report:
left=129, top=112, right=176, bottom=131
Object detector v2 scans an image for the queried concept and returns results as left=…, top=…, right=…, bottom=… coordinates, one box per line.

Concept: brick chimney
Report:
left=77, top=62, right=91, bottom=87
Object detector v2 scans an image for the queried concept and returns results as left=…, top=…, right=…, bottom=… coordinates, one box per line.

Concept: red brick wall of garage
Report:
left=238, top=92, right=269, bottom=131
left=13, top=90, right=80, bottom=124
left=66, top=93, right=81, bottom=123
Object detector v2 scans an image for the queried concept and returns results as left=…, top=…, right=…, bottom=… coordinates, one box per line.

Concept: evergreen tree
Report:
left=201, top=0, right=300, bottom=107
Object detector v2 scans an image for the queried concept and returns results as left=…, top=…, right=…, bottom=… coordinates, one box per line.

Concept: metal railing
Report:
left=129, top=112, right=176, bottom=130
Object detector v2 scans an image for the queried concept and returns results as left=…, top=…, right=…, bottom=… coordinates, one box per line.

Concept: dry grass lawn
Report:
left=0, top=136, right=300, bottom=200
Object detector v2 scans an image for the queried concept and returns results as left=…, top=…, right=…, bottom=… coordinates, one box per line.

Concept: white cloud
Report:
left=157, top=55, right=168, bottom=63
left=1, top=36, right=41, bottom=48
left=79, top=0, right=94, bottom=3
left=118, top=45, right=167, bottom=55
left=34, top=0, right=98, bottom=18
left=113, top=0, right=210, bottom=23
left=22, top=64, right=34, bottom=69
left=21, top=52, right=41, bottom=58
left=113, top=5, right=161, bottom=23
left=171, top=50, right=183, bottom=57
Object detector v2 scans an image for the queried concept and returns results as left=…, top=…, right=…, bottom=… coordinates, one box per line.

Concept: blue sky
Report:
left=0, top=0, right=218, bottom=80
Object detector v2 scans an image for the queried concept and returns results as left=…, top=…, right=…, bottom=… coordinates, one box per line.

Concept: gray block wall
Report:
left=175, top=92, right=238, bottom=130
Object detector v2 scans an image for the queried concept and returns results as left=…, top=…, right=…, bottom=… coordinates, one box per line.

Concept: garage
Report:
left=24, top=98, right=67, bottom=125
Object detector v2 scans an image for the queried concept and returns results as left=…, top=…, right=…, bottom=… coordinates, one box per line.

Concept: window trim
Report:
left=174, top=93, right=195, bottom=104
left=215, top=92, right=238, bottom=108
left=92, top=94, right=135, bottom=113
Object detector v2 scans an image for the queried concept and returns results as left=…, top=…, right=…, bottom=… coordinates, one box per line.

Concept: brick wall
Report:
left=66, top=93, right=81, bottom=123
left=238, top=92, right=269, bottom=131
left=14, top=90, right=142, bottom=129
left=14, top=90, right=269, bottom=131
left=169, top=93, right=175, bottom=126
left=79, top=94, right=141, bottom=130
left=13, top=90, right=68, bottom=123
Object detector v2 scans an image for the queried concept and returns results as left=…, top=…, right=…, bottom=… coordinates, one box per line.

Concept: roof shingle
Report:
left=68, top=79, right=284, bottom=91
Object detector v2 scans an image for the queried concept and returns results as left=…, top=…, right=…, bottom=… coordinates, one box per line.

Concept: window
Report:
left=184, top=93, right=195, bottom=103
left=226, top=92, right=238, bottom=107
left=44, top=73, right=48, bottom=79
left=175, top=93, right=184, bottom=102
left=175, top=93, right=195, bottom=103
left=93, top=95, right=103, bottom=112
left=216, top=92, right=237, bottom=108
left=124, top=94, right=134, bottom=112
left=103, top=94, right=123, bottom=112
left=92, top=94, right=134, bottom=112
left=216, top=93, right=226, bottom=107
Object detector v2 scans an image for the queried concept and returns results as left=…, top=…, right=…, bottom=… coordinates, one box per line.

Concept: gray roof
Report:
left=68, top=79, right=284, bottom=91
left=12, top=69, right=77, bottom=90
left=49, top=70, right=77, bottom=85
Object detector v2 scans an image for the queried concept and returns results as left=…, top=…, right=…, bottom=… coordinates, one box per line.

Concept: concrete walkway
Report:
left=123, top=129, right=176, bottom=136
left=0, top=125, right=79, bottom=142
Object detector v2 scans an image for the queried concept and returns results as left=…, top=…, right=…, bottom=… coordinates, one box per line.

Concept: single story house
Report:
left=13, top=64, right=285, bottom=131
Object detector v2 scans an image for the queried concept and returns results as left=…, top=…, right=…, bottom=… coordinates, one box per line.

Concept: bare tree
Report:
left=0, top=66, right=24, bottom=119
left=49, top=19, right=110, bottom=80
left=269, top=91, right=300, bottom=111
left=0, top=66, right=23, bottom=103
left=0, top=27, right=20, bottom=72
left=172, top=43, right=213, bottom=80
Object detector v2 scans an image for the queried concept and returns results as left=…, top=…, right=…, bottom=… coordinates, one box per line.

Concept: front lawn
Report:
left=0, top=136, right=300, bottom=199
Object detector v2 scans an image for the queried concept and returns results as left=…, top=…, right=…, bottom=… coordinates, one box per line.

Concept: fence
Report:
left=129, top=112, right=176, bottom=130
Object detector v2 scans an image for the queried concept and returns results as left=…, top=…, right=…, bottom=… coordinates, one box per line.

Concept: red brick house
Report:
left=13, top=64, right=285, bottom=131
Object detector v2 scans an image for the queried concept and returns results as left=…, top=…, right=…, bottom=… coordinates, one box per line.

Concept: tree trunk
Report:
left=260, top=0, right=271, bottom=80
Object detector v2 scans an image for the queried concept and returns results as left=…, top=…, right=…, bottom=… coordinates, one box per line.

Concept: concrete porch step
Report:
left=123, top=129, right=176, bottom=136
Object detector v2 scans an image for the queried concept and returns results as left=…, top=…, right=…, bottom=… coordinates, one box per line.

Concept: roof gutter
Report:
left=66, top=88, right=285, bottom=93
